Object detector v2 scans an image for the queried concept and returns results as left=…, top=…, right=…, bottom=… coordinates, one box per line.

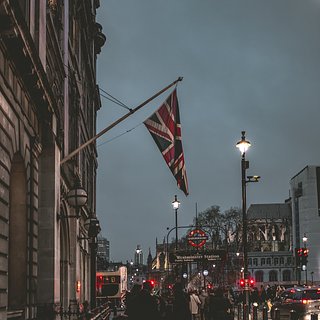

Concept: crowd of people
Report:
left=114, top=282, right=289, bottom=320
left=119, top=281, right=234, bottom=320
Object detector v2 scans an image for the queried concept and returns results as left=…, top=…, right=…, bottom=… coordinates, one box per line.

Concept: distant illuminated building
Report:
left=97, top=236, right=110, bottom=263
left=134, top=245, right=143, bottom=266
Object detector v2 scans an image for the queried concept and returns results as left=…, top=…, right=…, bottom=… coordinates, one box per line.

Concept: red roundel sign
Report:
left=188, top=229, right=208, bottom=248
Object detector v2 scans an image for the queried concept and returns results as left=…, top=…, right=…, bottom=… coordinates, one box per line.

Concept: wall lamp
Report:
left=58, top=177, right=88, bottom=219
left=77, top=217, right=101, bottom=240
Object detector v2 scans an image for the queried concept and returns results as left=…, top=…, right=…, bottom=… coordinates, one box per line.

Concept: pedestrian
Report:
left=128, top=280, right=160, bottom=320
left=199, top=289, right=208, bottom=320
left=207, top=287, right=232, bottom=320
left=171, top=282, right=191, bottom=320
left=189, top=290, right=201, bottom=320
left=124, top=284, right=141, bottom=318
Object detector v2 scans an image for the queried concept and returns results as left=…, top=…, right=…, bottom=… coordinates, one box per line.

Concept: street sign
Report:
left=187, top=229, right=208, bottom=248
left=169, top=250, right=226, bottom=263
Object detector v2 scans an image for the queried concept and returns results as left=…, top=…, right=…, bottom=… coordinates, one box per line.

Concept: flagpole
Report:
left=60, top=77, right=183, bottom=165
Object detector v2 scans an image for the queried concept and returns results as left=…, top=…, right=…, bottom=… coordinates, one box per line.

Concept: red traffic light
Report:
left=240, top=279, right=245, bottom=287
left=144, top=279, right=155, bottom=288
left=297, top=248, right=304, bottom=256
left=249, top=278, right=255, bottom=287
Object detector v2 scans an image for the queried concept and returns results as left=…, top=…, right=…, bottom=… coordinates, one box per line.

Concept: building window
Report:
left=269, top=270, right=278, bottom=282
left=261, top=258, right=265, bottom=266
left=266, top=258, right=271, bottom=265
left=280, top=257, right=284, bottom=265
left=248, top=258, right=252, bottom=266
left=255, top=271, right=264, bottom=282
left=283, top=270, right=291, bottom=281
left=253, top=258, right=258, bottom=266
left=287, top=257, right=292, bottom=265
left=274, top=258, right=279, bottom=265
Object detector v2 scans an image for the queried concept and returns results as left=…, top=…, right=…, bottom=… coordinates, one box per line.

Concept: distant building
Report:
left=290, top=165, right=320, bottom=284
left=247, top=203, right=294, bottom=285
left=134, top=245, right=144, bottom=266
left=97, top=236, right=110, bottom=271
left=98, top=236, right=110, bottom=262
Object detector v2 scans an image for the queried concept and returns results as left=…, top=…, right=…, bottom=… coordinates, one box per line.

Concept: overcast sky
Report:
left=95, top=0, right=320, bottom=262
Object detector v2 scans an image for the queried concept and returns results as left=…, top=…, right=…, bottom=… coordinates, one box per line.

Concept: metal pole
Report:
left=175, top=208, right=178, bottom=250
left=241, top=152, right=250, bottom=320
left=304, top=241, right=308, bottom=285
left=90, top=238, right=98, bottom=309
left=61, top=77, right=183, bottom=164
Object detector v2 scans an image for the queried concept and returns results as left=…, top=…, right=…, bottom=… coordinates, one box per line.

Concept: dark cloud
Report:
left=96, top=0, right=320, bottom=261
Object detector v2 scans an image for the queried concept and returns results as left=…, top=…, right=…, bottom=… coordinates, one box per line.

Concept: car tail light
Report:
left=302, top=299, right=309, bottom=304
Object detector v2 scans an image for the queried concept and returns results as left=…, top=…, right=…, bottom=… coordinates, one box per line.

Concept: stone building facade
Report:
left=290, top=165, right=320, bottom=284
left=0, top=0, right=105, bottom=319
left=247, top=203, right=295, bottom=285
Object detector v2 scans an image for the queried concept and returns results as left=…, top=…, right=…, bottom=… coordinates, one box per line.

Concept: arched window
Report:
left=283, top=270, right=291, bottom=281
left=269, top=270, right=278, bottom=282
left=255, top=270, right=264, bottom=282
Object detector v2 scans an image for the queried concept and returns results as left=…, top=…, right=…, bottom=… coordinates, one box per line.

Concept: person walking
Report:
left=171, top=282, right=191, bottom=320
left=126, top=281, right=160, bottom=320
left=199, top=289, right=208, bottom=320
left=189, top=290, right=201, bottom=320
left=207, top=287, right=232, bottom=320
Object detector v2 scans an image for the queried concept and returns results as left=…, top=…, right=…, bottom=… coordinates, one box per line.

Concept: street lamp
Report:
left=172, top=195, right=180, bottom=250
left=236, top=131, right=251, bottom=320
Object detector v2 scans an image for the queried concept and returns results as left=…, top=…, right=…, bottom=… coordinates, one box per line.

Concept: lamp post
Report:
left=172, top=195, right=180, bottom=251
left=236, top=131, right=251, bottom=320
left=83, top=217, right=101, bottom=309
left=302, top=233, right=308, bottom=285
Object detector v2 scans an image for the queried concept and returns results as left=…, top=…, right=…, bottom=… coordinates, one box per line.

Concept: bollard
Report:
left=237, top=304, right=242, bottom=320
left=252, top=303, right=258, bottom=320
left=311, top=314, right=318, bottom=320
left=262, top=306, right=268, bottom=320
left=243, top=304, right=248, bottom=320
left=289, top=309, right=297, bottom=320
left=274, top=307, right=280, bottom=320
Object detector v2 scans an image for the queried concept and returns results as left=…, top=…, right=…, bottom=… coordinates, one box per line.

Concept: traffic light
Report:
left=240, top=278, right=245, bottom=287
left=144, top=279, right=155, bottom=288
left=301, top=249, right=309, bottom=266
left=295, top=248, right=303, bottom=265
left=249, top=278, right=255, bottom=287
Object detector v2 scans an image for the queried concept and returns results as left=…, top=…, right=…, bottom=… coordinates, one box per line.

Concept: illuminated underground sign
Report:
left=187, top=229, right=208, bottom=248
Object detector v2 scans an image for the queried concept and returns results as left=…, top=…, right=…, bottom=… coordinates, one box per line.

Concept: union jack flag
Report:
left=144, top=89, right=189, bottom=196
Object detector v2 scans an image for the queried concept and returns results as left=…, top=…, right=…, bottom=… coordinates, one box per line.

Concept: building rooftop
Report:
left=247, top=203, right=291, bottom=220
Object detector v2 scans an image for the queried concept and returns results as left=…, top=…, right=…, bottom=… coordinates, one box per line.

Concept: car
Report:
left=271, top=287, right=320, bottom=320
